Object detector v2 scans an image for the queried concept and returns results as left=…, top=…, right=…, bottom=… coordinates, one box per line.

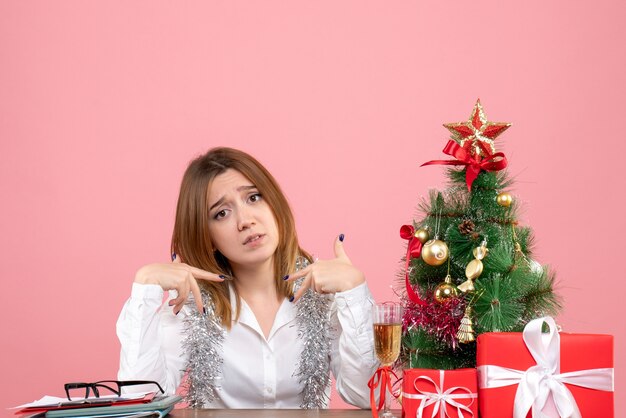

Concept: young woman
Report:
left=116, top=147, right=378, bottom=409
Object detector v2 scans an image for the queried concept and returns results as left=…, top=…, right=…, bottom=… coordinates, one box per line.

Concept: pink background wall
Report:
left=1, top=0, right=624, bottom=412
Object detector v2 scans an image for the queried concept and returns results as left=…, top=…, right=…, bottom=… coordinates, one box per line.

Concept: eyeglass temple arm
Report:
left=117, top=380, right=165, bottom=394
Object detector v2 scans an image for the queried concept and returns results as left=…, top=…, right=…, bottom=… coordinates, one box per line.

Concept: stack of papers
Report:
left=10, top=392, right=182, bottom=418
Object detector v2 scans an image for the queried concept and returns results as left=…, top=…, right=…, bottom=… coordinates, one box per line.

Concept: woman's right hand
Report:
left=134, top=254, right=224, bottom=314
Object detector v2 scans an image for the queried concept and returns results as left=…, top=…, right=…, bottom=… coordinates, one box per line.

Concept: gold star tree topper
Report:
left=444, top=99, right=511, bottom=158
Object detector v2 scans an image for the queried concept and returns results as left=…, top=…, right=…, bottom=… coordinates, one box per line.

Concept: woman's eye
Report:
left=214, top=210, right=227, bottom=220
left=249, top=193, right=262, bottom=203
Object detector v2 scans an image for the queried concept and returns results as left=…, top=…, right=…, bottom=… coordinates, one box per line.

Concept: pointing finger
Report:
left=284, top=264, right=312, bottom=282
left=173, top=254, right=224, bottom=282
left=189, top=265, right=225, bottom=282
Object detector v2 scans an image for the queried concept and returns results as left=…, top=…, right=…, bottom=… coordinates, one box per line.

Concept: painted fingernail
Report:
left=339, top=233, right=345, bottom=242
left=174, top=309, right=179, bottom=315
left=203, top=307, right=206, bottom=315
left=289, top=296, right=295, bottom=302
left=171, top=252, right=177, bottom=261
left=219, top=275, right=227, bottom=279
left=283, top=275, right=289, bottom=280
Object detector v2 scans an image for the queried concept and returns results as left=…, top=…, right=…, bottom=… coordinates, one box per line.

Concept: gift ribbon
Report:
left=400, top=225, right=427, bottom=306
left=421, top=140, right=507, bottom=190
left=402, top=370, right=476, bottom=418
left=368, top=366, right=399, bottom=418
left=477, top=316, right=614, bottom=418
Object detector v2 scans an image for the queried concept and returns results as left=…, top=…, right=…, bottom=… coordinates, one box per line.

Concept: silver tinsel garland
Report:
left=181, top=292, right=225, bottom=408
left=293, top=257, right=333, bottom=409
left=181, top=256, right=332, bottom=409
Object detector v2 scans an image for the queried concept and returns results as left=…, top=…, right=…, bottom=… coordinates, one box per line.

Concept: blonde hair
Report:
left=171, top=147, right=310, bottom=326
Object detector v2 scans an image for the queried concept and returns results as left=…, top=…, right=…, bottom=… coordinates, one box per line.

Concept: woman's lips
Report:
left=243, top=233, right=265, bottom=246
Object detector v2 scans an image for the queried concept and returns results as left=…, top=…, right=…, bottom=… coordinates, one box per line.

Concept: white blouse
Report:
left=116, top=282, right=378, bottom=408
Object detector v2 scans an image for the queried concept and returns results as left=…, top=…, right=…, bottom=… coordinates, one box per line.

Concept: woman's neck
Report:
left=231, top=258, right=279, bottom=301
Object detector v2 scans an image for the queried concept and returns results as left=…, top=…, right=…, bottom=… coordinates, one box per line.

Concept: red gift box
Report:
left=401, top=368, right=478, bottom=418
left=477, top=317, right=614, bottom=418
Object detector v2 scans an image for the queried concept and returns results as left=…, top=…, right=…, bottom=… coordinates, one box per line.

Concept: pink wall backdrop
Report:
left=1, top=0, right=624, bottom=412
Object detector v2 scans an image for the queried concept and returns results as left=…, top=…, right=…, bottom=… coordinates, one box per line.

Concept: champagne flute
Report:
left=373, top=303, right=403, bottom=418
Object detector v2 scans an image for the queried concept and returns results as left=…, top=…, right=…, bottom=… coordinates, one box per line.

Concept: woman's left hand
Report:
left=286, top=234, right=365, bottom=302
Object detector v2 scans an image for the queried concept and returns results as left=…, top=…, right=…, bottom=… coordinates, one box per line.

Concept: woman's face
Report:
left=207, top=169, right=279, bottom=271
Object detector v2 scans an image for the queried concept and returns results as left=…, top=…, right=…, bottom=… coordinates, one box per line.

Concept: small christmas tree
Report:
left=400, top=100, right=561, bottom=370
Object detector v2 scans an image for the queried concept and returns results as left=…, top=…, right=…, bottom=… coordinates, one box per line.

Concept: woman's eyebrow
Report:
left=209, top=185, right=257, bottom=211
left=239, top=185, right=257, bottom=192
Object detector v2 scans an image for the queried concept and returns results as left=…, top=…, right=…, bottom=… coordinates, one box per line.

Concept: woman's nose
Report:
left=237, top=206, right=255, bottom=231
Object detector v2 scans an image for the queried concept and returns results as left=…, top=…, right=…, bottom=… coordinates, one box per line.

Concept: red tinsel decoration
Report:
left=402, top=298, right=466, bottom=348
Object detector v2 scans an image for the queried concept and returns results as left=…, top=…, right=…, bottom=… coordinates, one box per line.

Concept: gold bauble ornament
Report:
left=421, top=239, right=449, bottom=266
left=434, top=274, right=458, bottom=303
left=496, top=192, right=513, bottom=207
left=465, top=259, right=484, bottom=280
left=414, top=228, right=430, bottom=244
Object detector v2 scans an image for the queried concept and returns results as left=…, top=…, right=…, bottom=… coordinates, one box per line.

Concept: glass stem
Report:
left=383, top=386, right=390, bottom=414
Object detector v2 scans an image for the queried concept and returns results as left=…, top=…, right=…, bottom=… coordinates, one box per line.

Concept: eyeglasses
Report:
left=64, top=380, right=165, bottom=401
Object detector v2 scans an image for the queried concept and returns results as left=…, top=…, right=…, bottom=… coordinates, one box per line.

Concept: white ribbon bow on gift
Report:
left=477, top=316, right=614, bottom=418
left=402, top=369, right=477, bottom=418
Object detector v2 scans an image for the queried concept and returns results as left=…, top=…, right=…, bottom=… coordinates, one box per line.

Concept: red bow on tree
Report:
left=400, top=225, right=427, bottom=306
left=421, top=140, right=507, bottom=190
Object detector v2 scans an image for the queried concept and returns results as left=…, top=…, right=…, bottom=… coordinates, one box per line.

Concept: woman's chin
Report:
left=230, top=250, right=276, bottom=270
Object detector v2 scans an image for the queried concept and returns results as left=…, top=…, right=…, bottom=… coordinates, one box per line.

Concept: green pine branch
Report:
left=402, top=328, right=475, bottom=370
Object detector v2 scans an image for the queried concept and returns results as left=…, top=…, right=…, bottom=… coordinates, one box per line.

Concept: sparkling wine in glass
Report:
left=373, top=303, right=403, bottom=418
